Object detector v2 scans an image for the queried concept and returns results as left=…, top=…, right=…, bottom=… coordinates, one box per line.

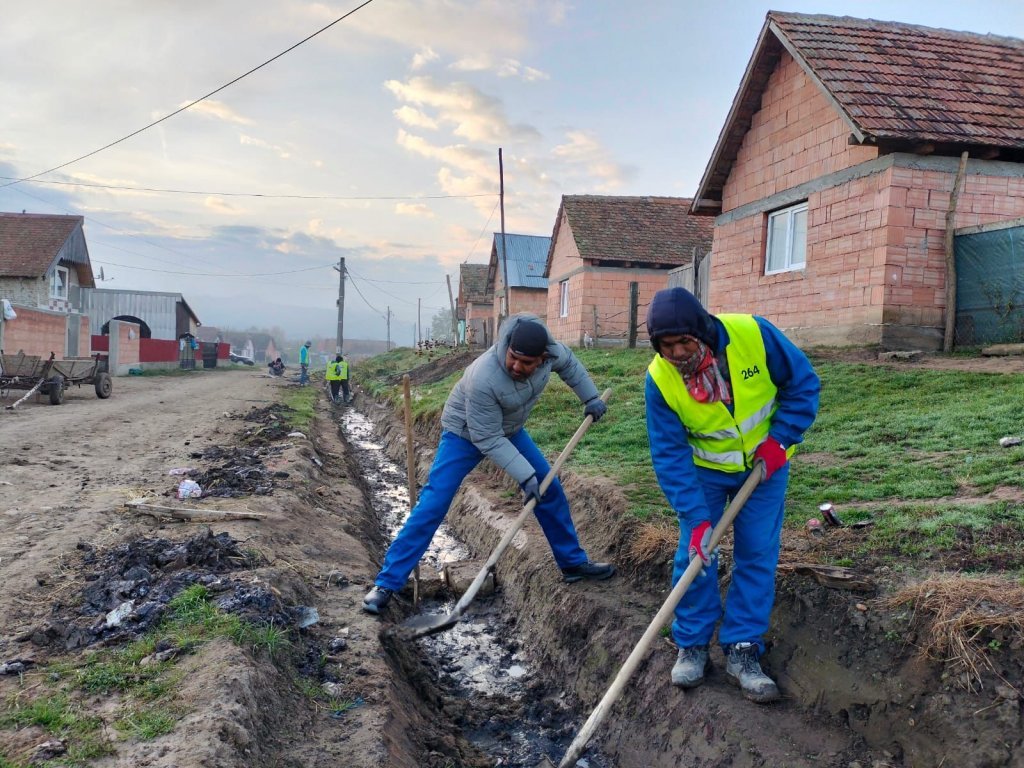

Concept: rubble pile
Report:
left=189, top=444, right=285, bottom=497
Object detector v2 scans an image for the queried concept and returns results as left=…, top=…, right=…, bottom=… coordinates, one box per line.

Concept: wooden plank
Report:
left=124, top=501, right=266, bottom=521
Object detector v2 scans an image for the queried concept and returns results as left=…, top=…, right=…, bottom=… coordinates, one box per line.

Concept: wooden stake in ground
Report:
left=403, top=374, right=421, bottom=606
left=943, top=150, right=970, bottom=353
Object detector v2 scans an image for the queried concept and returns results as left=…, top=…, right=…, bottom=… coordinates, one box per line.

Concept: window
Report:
left=765, top=202, right=808, bottom=274
left=559, top=280, right=569, bottom=317
left=50, top=266, right=69, bottom=299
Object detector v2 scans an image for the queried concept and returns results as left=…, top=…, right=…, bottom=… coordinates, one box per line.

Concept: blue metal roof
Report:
left=493, top=233, right=550, bottom=289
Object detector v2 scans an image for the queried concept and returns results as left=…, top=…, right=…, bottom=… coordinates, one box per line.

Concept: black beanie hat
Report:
left=645, top=287, right=717, bottom=348
left=509, top=319, right=549, bottom=357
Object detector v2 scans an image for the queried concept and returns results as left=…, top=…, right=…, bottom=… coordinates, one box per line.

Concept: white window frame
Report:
left=559, top=280, right=569, bottom=318
left=765, top=202, right=808, bottom=275
left=50, top=266, right=69, bottom=299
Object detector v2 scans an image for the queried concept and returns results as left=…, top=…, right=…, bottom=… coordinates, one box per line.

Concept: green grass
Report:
left=281, top=385, right=317, bottom=431
left=2, top=584, right=294, bottom=763
left=356, top=346, right=1024, bottom=563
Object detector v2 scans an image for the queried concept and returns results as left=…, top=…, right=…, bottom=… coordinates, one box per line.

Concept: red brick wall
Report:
left=2, top=305, right=66, bottom=356
left=117, top=322, right=140, bottom=365
left=578, top=269, right=670, bottom=344
left=77, top=315, right=91, bottom=355
left=508, top=287, right=547, bottom=321
left=723, top=52, right=878, bottom=211
left=546, top=214, right=586, bottom=343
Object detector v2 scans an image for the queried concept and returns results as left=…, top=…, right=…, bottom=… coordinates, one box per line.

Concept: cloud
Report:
left=186, top=100, right=253, bottom=126
left=239, top=134, right=292, bottom=160
left=393, top=106, right=439, bottom=130
left=451, top=56, right=549, bottom=81
left=395, top=202, right=434, bottom=218
left=410, top=47, right=439, bottom=71
left=385, top=76, right=540, bottom=143
left=552, top=130, right=632, bottom=190
left=204, top=196, right=242, bottom=215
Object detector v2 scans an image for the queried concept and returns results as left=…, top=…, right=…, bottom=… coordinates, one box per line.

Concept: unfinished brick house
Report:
left=457, top=262, right=492, bottom=347
left=691, top=12, right=1024, bottom=349
left=487, top=233, right=550, bottom=329
left=544, top=196, right=713, bottom=346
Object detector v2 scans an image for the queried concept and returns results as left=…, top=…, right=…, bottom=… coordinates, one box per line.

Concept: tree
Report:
left=430, top=308, right=454, bottom=342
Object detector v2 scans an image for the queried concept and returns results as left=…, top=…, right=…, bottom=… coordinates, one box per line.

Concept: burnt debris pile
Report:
left=188, top=444, right=285, bottom=497
left=238, top=403, right=295, bottom=445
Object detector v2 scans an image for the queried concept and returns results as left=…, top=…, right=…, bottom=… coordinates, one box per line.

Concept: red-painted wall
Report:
left=139, top=338, right=179, bottom=362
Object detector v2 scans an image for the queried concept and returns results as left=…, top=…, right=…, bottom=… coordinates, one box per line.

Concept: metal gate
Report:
left=954, top=221, right=1024, bottom=345
left=179, top=334, right=196, bottom=369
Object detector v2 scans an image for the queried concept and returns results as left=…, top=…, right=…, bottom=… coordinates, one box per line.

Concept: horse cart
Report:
left=1, top=351, right=112, bottom=409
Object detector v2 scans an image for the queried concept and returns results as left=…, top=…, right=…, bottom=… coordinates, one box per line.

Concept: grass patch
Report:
left=357, top=346, right=1024, bottom=568
left=115, top=706, right=178, bottom=741
left=280, top=385, right=317, bottom=431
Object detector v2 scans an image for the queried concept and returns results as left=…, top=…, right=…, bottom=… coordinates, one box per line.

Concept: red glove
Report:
left=688, top=521, right=713, bottom=565
left=754, top=436, right=788, bottom=480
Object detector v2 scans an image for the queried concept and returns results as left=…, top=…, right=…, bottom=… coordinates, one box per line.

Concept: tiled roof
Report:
left=491, top=233, right=550, bottom=290
left=771, top=12, right=1024, bottom=147
left=459, top=263, right=490, bottom=303
left=0, top=212, right=85, bottom=277
left=545, top=196, right=713, bottom=275
left=693, top=12, right=1024, bottom=212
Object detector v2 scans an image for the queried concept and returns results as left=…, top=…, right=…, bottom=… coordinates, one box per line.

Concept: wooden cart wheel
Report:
left=48, top=374, right=65, bottom=405
left=94, top=372, right=112, bottom=399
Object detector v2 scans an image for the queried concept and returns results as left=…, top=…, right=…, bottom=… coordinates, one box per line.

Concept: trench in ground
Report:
left=339, top=406, right=609, bottom=768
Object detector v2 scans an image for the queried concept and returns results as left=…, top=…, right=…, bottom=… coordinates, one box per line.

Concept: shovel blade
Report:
left=534, top=758, right=557, bottom=768
left=396, top=610, right=460, bottom=640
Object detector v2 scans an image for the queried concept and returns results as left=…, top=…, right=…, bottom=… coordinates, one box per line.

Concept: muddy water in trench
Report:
left=340, top=407, right=609, bottom=768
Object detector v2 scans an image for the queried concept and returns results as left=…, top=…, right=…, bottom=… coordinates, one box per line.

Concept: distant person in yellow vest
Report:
left=326, top=354, right=350, bottom=404
left=644, top=287, right=820, bottom=703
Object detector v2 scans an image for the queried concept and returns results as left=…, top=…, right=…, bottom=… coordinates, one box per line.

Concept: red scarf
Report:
left=676, top=338, right=731, bottom=404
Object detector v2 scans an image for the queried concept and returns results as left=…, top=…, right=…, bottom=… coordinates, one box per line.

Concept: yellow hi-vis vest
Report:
left=647, top=314, right=795, bottom=473
left=326, top=360, right=348, bottom=381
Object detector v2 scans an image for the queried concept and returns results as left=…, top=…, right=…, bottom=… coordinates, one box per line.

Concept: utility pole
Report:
left=332, top=257, right=345, bottom=354
left=417, top=298, right=422, bottom=346
left=446, top=274, right=458, bottom=344
left=386, top=306, right=391, bottom=351
left=498, top=148, right=510, bottom=320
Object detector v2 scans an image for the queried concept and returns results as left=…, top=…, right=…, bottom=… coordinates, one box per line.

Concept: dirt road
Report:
left=0, top=372, right=431, bottom=767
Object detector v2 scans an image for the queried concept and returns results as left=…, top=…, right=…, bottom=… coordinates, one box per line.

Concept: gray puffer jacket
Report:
left=440, top=314, right=601, bottom=484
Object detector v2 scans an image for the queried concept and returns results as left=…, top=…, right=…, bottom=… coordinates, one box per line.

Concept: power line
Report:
left=344, top=269, right=388, bottom=320
left=0, top=0, right=376, bottom=190
left=344, top=267, right=442, bottom=286
left=464, top=199, right=499, bottom=263
left=91, top=259, right=336, bottom=278
left=0, top=175, right=495, bottom=201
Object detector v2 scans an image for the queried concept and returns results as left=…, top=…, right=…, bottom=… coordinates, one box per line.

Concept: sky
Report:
left=3, top=0, right=1023, bottom=347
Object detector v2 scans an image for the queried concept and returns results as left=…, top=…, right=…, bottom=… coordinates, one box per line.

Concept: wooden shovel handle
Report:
left=555, top=462, right=765, bottom=768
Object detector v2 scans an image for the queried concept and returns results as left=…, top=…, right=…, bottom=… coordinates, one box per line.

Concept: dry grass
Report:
left=881, top=574, right=1024, bottom=691
left=620, top=518, right=677, bottom=573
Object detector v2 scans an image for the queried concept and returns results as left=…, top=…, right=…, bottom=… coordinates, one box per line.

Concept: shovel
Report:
left=536, top=461, right=765, bottom=768
left=397, top=388, right=612, bottom=640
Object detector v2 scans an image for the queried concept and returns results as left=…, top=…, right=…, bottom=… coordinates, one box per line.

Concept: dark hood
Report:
left=645, top=287, right=717, bottom=348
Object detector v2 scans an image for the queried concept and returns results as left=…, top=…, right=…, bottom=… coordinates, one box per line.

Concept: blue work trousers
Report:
left=671, top=463, right=789, bottom=653
left=375, top=429, right=589, bottom=591
left=299, top=363, right=309, bottom=386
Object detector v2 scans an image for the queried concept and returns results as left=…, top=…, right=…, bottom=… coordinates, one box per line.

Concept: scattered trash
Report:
left=310, top=454, right=323, bottom=468
left=128, top=368, right=143, bottom=376
left=167, top=467, right=196, bottom=476
left=818, top=502, right=844, bottom=527
left=791, top=564, right=875, bottom=592
left=0, top=660, right=30, bottom=675
left=805, top=517, right=824, bottom=536
left=328, top=636, right=348, bottom=653
left=287, top=431, right=307, bottom=439
left=177, top=479, right=203, bottom=499
left=849, top=520, right=875, bottom=530
left=999, top=436, right=1023, bottom=448
left=31, top=739, right=67, bottom=762
left=105, top=600, right=135, bottom=628
left=293, top=606, right=320, bottom=628
left=328, top=696, right=365, bottom=719
left=855, top=603, right=868, bottom=612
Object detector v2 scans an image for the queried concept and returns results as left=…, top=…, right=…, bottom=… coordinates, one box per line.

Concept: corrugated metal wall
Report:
left=79, top=289, right=181, bottom=340
left=954, top=226, right=1024, bottom=345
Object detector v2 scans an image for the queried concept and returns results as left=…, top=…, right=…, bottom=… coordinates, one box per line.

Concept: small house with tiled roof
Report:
left=692, top=11, right=1024, bottom=349
left=543, top=195, right=713, bottom=346
left=0, top=212, right=95, bottom=356
left=487, top=233, right=550, bottom=330
left=457, top=262, right=493, bottom=347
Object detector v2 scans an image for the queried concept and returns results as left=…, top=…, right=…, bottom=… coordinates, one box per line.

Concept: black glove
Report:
left=521, top=474, right=542, bottom=506
left=583, top=397, right=607, bottom=422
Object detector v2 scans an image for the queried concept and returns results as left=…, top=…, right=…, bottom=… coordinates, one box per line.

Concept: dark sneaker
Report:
left=725, top=642, right=780, bottom=703
left=671, top=645, right=710, bottom=688
left=362, top=586, right=394, bottom=615
left=560, top=561, right=616, bottom=583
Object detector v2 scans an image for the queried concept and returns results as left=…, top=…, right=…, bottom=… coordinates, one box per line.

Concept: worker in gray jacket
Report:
left=363, top=314, right=615, bottom=614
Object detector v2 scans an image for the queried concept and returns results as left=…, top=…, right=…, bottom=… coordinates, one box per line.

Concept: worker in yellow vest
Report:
left=645, top=287, right=819, bottom=703
left=325, top=354, right=350, bottom=404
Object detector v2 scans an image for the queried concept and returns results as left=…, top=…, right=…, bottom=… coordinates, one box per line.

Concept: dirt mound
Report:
left=389, top=350, right=479, bottom=386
